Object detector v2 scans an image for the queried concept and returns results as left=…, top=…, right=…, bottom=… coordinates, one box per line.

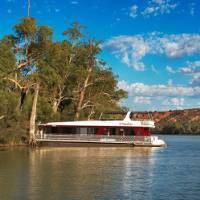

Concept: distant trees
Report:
left=0, top=17, right=127, bottom=144
left=154, top=120, right=200, bottom=135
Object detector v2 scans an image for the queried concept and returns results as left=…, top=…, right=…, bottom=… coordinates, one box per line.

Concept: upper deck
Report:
left=43, top=120, right=155, bottom=128
left=40, top=111, right=155, bottom=128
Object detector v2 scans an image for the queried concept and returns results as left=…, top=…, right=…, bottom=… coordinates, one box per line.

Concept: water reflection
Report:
left=28, top=147, right=160, bottom=200
left=1, top=136, right=200, bottom=200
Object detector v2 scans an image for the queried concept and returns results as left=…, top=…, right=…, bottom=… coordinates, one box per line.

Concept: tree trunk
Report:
left=75, top=68, right=92, bottom=120
left=29, top=83, right=39, bottom=146
left=52, top=100, right=59, bottom=113
left=15, top=72, right=18, bottom=89
left=88, top=106, right=95, bottom=120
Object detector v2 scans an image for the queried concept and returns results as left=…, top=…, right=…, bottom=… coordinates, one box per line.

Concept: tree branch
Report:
left=81, top=100, right=93, bottom=109
left=0, top=115, right=4, bottom=120
left=3, top=77, right=24, bottom=89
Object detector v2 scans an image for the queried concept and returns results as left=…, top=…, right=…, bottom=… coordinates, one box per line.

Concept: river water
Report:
left=0, top=135, right=200, bottom=200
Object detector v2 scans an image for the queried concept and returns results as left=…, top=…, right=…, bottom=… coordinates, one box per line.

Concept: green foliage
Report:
left=0, top=17, right=128, bottom=144
left=0, top=37, right=16, bottom=75
left=154, top=119, right=200, bottom=135
left=62, top=22, right=84, bottom=42
left=14, top=17, right=36, bottom=40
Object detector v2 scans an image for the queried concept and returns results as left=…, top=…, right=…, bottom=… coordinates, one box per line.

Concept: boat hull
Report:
left=36, top=139, right=166, bottom=147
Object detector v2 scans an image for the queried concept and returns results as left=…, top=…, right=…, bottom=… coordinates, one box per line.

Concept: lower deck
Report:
left=36, top=134, right=166, bottom=147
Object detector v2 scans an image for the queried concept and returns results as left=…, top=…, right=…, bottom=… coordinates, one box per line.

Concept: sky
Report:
left=1, top=0, right=200, bottom=111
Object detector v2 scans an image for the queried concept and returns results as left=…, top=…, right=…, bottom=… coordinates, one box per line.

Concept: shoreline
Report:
left=1, top=134, right=200, bottom=148
left=0, top=144, right=28, bottom=148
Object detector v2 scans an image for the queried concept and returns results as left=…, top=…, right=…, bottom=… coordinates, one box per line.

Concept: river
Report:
left=0, top=135, right=200, bottom=200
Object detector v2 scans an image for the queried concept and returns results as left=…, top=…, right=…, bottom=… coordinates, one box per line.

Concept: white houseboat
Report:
left=36, top=112, right=166, bottom=147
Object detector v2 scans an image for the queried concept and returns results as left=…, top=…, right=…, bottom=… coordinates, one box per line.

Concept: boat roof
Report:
left=39, top=112, right=155, bottom=128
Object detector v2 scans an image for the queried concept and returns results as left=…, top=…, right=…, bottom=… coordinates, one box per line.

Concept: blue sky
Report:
left=1, top=0, right=200, bottom=111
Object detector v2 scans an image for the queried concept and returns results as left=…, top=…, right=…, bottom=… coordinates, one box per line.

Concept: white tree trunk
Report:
left=75, top=67, right=92, bottom=120
left=52, top=98, right=61, bottom=113
left=29, top=83, right=39, bottom=145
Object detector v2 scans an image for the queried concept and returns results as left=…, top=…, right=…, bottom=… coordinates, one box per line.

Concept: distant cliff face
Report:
left=132, top=109, right=200, bottom=135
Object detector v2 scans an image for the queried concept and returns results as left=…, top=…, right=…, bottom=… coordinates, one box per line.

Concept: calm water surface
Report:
left=0, top=135, right=200, bottom=200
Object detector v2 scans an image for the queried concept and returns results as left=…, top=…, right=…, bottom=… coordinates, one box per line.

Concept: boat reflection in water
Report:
left=28, top=147, right=160, bottom=200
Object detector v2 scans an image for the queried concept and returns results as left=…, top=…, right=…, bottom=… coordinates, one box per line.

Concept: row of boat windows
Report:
left=44, top=127, right=149, bottom=136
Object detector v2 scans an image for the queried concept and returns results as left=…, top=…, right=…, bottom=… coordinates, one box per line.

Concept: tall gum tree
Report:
left=12, top=17, right=53, bottom=144
left=73, top=39, right=101, bottom=120
left=38, top=41, right=73, bottom=114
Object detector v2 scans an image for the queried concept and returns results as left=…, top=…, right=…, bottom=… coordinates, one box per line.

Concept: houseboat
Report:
left=36, top=112, right=166, bottom=147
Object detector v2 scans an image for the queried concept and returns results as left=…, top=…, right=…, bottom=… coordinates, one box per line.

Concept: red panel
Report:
left=133, top=127, right=150, bottom=136
left=143, top=128, right=150, bottom=136
left=97, top=127, right=104, bottom=135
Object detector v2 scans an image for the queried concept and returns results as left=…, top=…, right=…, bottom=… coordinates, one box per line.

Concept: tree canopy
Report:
left=0, top=17, right=127, bottom=144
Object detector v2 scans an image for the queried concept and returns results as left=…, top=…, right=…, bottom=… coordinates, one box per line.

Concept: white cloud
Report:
left=162, top=98, right=184, bottom=106
left=179, top=60, right=200, bottom=86
left=118, top=80, right=200, bottom=98
left=134, top=96, right=152, bottom=104
left=142, top=7, right=155, bottom=16
left=161, top=97, right=185, bottom=109
left=129, top=1, right=196, bottom=19
left=142, top=0, right=177, bottom=17
left=104, top=33, right=200, bottom=71
left=179, top=60, right=200, bottom=74
left=118, top=80, right=200, bottom=110
left=159, top=34, right=200, bottom=58
left=129, top=5, right=138, bottom=18
left=166, top=65, right=176, bottom=73
left=104, top=35, right=150, bottom=71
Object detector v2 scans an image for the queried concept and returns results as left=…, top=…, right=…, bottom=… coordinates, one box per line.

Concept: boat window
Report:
left=104, top=128, right=116, bottom=135
left=124, top=128, right=133, bottom=136
left=46, top=126, right=77, bottom=134
left=102, top=128, right=133, bottom=136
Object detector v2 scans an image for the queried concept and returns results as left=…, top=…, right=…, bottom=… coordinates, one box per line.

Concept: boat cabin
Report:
left=39, top=125, right=151, bottom=136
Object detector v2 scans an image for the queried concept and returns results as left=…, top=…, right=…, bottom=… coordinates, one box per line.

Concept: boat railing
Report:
left=36, top=133, right=152, bottom=143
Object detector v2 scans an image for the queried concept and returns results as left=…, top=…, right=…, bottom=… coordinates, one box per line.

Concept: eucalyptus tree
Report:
left=11, top=17, right=37, bottom=109
left=71, top=39, right=102, bottom=120
left=12, top=17, right=53, bottom=144
left=38, top=41, right=74, bottom=114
